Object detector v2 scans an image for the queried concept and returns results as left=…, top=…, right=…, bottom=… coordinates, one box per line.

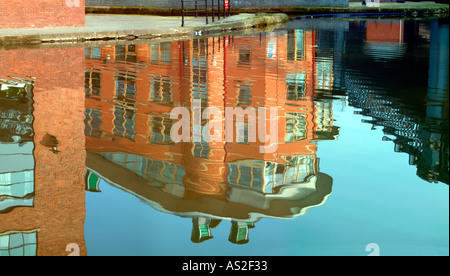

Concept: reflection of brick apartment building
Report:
left=0, top=48, right=86, bottom=256
left=366, top=20, right=404, bottom=43
left=0, top=0, right=85, bottom=29
left=364, top=20, right=406, bottom=61
left=85, top=30, right=337, bottom=210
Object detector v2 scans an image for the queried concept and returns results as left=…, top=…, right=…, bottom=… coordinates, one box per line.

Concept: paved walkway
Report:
left=0, top=15, right=205, bottom=40
left=0, top=13, right=287, bottom=45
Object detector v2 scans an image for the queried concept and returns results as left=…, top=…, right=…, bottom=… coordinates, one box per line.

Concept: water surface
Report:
left=0, top=16, right=448, bottom=256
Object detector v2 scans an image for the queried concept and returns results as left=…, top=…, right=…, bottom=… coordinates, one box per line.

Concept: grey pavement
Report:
left=0, top=14, right=206, bottom=37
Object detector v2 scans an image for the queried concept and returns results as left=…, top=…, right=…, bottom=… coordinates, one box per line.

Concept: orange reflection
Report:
left=0, top=48, right=87, bottom=256
left=84, top=31, right=338, bottom=244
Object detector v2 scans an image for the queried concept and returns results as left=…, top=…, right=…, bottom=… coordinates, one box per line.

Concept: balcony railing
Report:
left=181, top=0, right=231, bottom=27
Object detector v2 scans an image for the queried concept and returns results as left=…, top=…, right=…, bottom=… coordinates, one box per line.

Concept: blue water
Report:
left=1, top=16, right=448, bottom=257
left=82, top=17, right=449, bottom=256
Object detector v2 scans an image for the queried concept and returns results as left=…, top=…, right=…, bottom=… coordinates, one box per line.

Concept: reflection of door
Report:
left=0, top=79, right=35, bottom=213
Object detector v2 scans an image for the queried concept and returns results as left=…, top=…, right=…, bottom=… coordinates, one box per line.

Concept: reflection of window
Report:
left=227, top=156, right=316, bottom=194
left=0, top=231, right=37, bottom=256
left=85, top=47, right=101, bottom=59
left=101, top=153, right=185, bottom=186
left=227, top=160, right=265, bottom=192
left=314, top=101, right=333, bottom=132
left=151, top=42, right=171, bottom=63
left=287, top=30, right=305, bottom=61
left=150, top=75, right=173, bottom=104
left=0, top=81, right=34, bottom=143
left=192, top=124, right=210, bottom=159
left=85, top=71, right=101, bottom=97
left=285, top=112, right=307, bottom=142
left=237, top=83, right=251, bottom=107
left=238, top=49, right=251, bottom=66
left=0, top=79, right=35, bottom=213
left=286, top=73, right=306, bottom=101
left=192, top=40, right=208, bottom=84
left=116, top=45, right=137, bottom=63
left=0, top=170, right=34, bottom=213
left=193, top=141, right=210, bottom=159
left=115, top=74, right=136, bottom=103
left=264, top=155, right=316, bottom=192
left=113, top=106, right=136, bottom=140
left=149, top=116, right=174, bottom=145
left=84, top=108, right=102, bottom=137
left=315, top=58, right=333, bottom=91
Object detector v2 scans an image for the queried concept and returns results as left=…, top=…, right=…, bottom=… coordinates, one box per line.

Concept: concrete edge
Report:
left=86, top=4, right=450, bottom=16
left=0, top=13, right=289, bottom=48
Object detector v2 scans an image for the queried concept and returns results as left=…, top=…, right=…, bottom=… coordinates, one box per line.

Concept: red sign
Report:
left=225, top=0, right=229, bottom=10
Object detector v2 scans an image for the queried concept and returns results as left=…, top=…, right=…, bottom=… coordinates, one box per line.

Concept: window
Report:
left=115, top=73, right=136, bottom=104
left=84, top=108, right=102, bottom=137
left=226, top=156, right=317, bottom=195
left=85, top=71, right=101, bottom=97
left=287, top=30, right=305, bottom=61
left=238, top=49, right=251, bottom=67
left=0, top=79, right=35, bottom=213
left=85, top=47, right=101, bottom=59
left=286, top=73, right=306, bottom=101
left=192, top=139, right=210, bottom=159
left=314, top=101, right=333, bottom=132
left=149, top=116, right=175, bottom=145
left=227, top=160, right=265, bottom=192
left=285, top=112, right=307, bottom=142
left=116, top=45, right=137, bottom=63
left=237, top=83, right=252, bottom=107
left=315, top=58, right=333, bottom=91
left=101, top=153, right=185, bottom=186
left=150, top=75, right=173, bottom=104
left=113, top=106, right=136, bottom=140
left=151, top=42, right=171, bottom=63
left=0, top=231, right=37, bottom=256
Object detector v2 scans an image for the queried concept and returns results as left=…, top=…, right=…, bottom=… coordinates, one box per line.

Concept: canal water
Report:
left=0, top=17, right=448, bottom=256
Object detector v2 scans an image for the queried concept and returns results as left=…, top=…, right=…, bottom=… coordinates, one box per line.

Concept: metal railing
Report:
left=181, top=0, right=231, bottom=27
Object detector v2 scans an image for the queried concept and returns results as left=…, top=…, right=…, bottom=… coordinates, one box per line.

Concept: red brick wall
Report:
left=0, top=0, right=85, bottom=29
left=0, top=47, right=87, bottom=256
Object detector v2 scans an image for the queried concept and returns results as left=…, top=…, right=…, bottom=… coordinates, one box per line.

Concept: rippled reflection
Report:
left=84, top=30, right=338, bottom=245
left=0, top=16, right=448, bottom=255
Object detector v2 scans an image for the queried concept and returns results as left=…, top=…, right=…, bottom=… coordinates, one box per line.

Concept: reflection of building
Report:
left=364, top=20, right=407, bottom=62
left=337, top=19, right=449, bottom=185
left=85, top=31, right=338, bottom=243
left=0, top=48, right=87, bottom=255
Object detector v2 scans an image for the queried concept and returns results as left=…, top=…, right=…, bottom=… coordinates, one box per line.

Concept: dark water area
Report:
left=0, top=16, right=448, bottom=256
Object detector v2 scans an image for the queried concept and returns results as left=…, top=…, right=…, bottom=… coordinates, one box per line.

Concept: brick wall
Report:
left=0, top=47, right=87, bottom=256
left=0, top=0, right=85, bottom=29
left=86, top=0, right=349, bottom=8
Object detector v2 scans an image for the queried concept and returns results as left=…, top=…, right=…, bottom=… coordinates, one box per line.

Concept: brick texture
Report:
left=0, top=47, right=87, bottom=256
left=0, top=0, right=85, bottom=29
